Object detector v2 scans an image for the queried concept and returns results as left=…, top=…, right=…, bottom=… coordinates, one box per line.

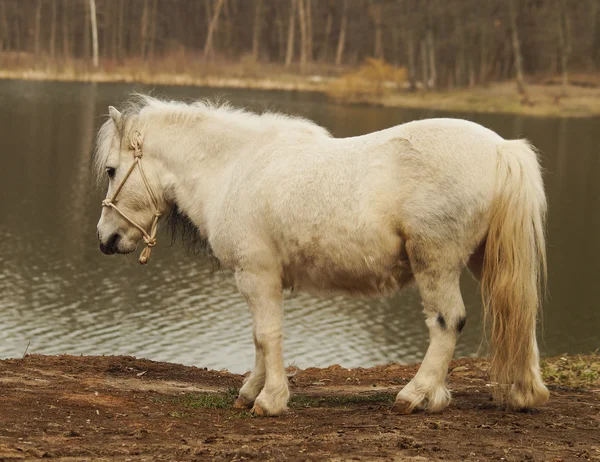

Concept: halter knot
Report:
left=143, top=236, right=157, bottom=247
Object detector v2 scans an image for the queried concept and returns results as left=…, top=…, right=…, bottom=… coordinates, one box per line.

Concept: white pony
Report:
left=95, top=95, right=549, bottom=416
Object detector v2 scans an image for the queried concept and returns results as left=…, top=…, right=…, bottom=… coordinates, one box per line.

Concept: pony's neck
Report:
left=146, top=110, right=260, bottom=235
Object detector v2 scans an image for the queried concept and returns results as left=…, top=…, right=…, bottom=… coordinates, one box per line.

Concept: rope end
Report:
left=139, top=246, right=152, bottom=265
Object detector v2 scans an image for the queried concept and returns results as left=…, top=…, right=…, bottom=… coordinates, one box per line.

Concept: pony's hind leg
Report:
left=394, top=242, right=467, bottom=413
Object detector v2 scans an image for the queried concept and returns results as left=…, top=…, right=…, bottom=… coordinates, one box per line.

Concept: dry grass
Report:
left=325, top=58, right=408, bottom=100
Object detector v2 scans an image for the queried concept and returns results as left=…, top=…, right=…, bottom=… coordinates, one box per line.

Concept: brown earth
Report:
left=0, top=354, right=598, bottom=461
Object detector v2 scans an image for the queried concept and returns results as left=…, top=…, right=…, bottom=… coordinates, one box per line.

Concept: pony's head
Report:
left=95, top=105, right=166, bottom=259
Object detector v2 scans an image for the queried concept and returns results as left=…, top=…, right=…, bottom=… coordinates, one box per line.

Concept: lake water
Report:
left=0, top=80, right=598, bottom=373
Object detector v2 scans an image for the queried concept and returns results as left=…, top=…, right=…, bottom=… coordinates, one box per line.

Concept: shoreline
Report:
left=2, top=68, right=600, bottom=118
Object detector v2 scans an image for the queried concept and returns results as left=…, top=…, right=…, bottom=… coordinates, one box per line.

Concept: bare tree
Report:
left=285, top=0, right=297, bottom=67
left=89, top=0, right=99, bottom=68
left=319, top=0, right=335, bottom=62
left=252, top=0, right=263, bottom=61
left=335, top=0, right=348, bottom=66
left=306, top=0, right=313, bottom=62
left=62, top=0, right=70, bottom=59
left=203, top=0, right=226, bottom=60
left=298, top=0, right=308, bottom=69
left=425, top=4, right=436, bottom=89
left=369, top=1, right=384, bottom=60
left=0, top=2, right=8, bottom=51
left=49, top=0, right=57, bottom=58
left=589, top=0, right=599, bottom=70
left=33, top=0, right=42, bottom=56
left=420, top=38, right=429, bottom=90
left=508, top=0, right=528, bottom=98
left=140, top=0, right=150, bottom=60
left=149, top=0, right=158, bottom=61
left=556, top=0, right=572, bottom=95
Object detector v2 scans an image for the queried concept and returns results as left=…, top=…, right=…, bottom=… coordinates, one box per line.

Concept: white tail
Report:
left=482, top=139, right=550, bottom=409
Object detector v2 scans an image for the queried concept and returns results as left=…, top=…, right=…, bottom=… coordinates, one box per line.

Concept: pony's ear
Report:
left=108, top=106, right=122, bottom=126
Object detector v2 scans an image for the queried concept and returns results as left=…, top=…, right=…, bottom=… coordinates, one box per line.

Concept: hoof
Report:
left=508, top=382, right=550, bottom=410
left=392, top=399, right=414, bottom=414
left=234, top=397, right=252, bottom=409
left=251, top=403, right=266, bottom=416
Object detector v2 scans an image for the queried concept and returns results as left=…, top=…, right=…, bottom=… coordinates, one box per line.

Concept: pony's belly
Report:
left=283, top=255, right=414, bottom=296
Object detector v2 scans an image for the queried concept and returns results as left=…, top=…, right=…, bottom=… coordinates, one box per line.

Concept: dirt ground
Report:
left=0, top=355, right=598, bottom=461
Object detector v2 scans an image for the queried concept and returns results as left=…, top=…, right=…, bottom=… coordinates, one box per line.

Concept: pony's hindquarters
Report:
left=482, top=139, right=549, bottom=409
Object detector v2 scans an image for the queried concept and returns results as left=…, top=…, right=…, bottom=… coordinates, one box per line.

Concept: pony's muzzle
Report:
left=99, top=233, right=120, bottom=255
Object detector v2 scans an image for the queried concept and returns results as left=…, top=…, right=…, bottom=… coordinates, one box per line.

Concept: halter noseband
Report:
left=101, top=136, right=161, bottom=265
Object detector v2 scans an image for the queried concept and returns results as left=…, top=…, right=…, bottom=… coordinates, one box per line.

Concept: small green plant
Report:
left=290, top=392, right=395, bottom=409
left=154, top=388, right=238, bottom=410
left=541, top=352, right=600, bottom=387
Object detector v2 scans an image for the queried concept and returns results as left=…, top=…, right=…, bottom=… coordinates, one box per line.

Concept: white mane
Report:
left=94, top=94, right=330, bottom=182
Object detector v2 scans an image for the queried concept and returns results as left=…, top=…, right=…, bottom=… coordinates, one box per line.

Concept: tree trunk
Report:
left=420, top=39, right=429, bottom=90
left=305, top=0, right=313, bottom=62
left=62, top=0, right=70, bottom=59
left=203, top=0, right=225, bottom=60
left=589, top=0, right=599, bottom=71
left=204, top=0, right=213, bottom=29
left=0, top=2, right=8, bottom=51
left=83, top=0, right=90, bottom=61
left=556, top=0, right=571, bottom=95
left=285, top=0, right=297, bottom=67
left=149, top=0, right=158, bottom=62
left=111, top=0, right=118, bottom=61
left=402, top=0, right=416, bottom=90
left=406, top=30, right=416, bottom=90
left=426, top=27, right=436, bottom=89
left=508, top=0, right=528, bottom=98
left=252, top=0, right=263, bottom=61
left=479, top=26, right=488, bottom=83
left=140, top=0, right=149, bottom=60
left=117, top=0, right=125, bottom=61
left=49, top=0, right=57, bottom=58
left=33, top=0, right=42, bottom=56
left=319, top=2, right=334, bottom=62
left=89, top=0, right=99, bottom=67
left=369, top=1, right=384, bottom=60
left=335, top=0, right=348, bottom=66
left=297, top=0, right=308, bottom=70
left=275, top=4, right=285, bottom=60
left=468, top=58, right=475, bottom=87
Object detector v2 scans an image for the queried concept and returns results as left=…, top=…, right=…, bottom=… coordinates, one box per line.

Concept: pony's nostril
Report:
left=107, top=233, right=120, bottom=250
left=100, top=233, right=120, bottom=255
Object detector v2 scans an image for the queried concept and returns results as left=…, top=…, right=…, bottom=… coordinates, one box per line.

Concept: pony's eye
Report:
left=106, top=167, right=116, bottom=179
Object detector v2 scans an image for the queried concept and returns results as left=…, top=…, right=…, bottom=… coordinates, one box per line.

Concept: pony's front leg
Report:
left=234, top=332, right=265, bottom=409
left=395, top=253, right=466, bottom=413
left=235, top=269, right=289, bottom=416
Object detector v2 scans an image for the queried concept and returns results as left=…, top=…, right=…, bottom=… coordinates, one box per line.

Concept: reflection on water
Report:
left=0, top=80, right=598, bottom=372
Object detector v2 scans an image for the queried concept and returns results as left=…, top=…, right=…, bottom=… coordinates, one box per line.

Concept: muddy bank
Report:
left=2, top=67, right=600, bottom=118
left=0, top=354, right=598, bottom=461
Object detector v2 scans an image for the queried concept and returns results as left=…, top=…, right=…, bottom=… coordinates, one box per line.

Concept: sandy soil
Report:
left=0, top=354, right=598, bottom=461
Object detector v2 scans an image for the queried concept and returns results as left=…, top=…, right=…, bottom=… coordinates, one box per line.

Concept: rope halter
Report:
left=101, top=135, right=162, bottom=265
